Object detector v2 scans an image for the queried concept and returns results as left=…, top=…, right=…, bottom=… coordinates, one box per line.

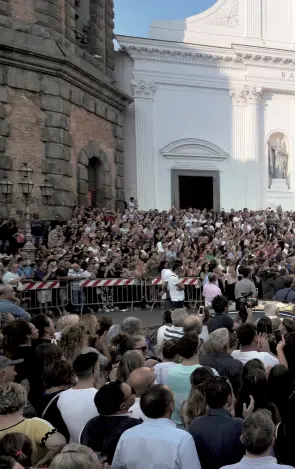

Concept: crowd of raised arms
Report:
left=0, top=205, right=294, bottom=469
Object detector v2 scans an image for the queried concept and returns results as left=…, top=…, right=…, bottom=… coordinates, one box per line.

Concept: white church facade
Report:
left=114, top=0, right=295, bottom=211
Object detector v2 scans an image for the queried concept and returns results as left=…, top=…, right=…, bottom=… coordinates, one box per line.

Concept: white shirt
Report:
left=154, top=362, right=177, bottom=385
left=57, top=388, right=98, bottom=442
left=112, top=418, right=201, bottom=469
left=168, top=274, right=185, bottom=302
left=161, top=268, right=173, bottom=282
left=231, top=350, right=279, bottom=368
left=157, top=241, right=164, bottom=253
left=129, top=398, right=147, bottom=421
left=163, top=326, right=184, bottom=341
left=157, top=324, right=168, bottom=347
left=3, top=271, right=20, bottom=285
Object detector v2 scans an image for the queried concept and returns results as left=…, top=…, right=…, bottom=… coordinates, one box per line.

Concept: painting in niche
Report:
left=268, top=132, right=289, bottom=188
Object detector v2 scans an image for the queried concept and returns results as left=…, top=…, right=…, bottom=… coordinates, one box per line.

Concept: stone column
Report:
left=245, top=86, right=262, bottom=209
left=230, top=89, right=247, bottom=209
left=131, top=79, right=156, bottom=210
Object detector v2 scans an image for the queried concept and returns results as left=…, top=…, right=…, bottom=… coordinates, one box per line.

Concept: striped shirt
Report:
left=163, top=326, right=184, bottom=341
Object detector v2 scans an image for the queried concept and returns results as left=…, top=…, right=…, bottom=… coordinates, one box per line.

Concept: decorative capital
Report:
left=131, top=79, right=156, bottom=99
left=245, top=86, right=263, bottom=104
left=229, top=88, right=246, bottom=105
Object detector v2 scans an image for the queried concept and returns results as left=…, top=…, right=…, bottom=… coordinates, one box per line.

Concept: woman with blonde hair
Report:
left=109, top=350, right=145, bottom=382
left=49, top=443, right=107, bottom=469
left=79, top=314, right=99, bottom=347
left=59, top=323, right=108, bottom=369
left=55, top=314, right=80, bottom=340
left=181, top=366, right=214, bottom=429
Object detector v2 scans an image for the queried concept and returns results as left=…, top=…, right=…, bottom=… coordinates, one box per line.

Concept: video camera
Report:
left=259, top=269, right=278, bottom=281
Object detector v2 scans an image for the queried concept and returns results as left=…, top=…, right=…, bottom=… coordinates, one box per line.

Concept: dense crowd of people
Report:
left=0, top=205, right=294, bottom=468
left=0, top=306, right=294, bottom=468
left=0, top=206, right=295, bottom=316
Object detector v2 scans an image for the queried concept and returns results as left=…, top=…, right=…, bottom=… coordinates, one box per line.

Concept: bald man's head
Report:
left=0, top=285, right=14, bottom=301
left=183, top=315, right=202, bottom=335
left=127, top=367, right=154, bottom=397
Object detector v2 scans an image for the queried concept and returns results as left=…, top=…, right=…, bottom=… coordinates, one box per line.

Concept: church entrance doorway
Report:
left=88, top=157, right=99, bottom=208
left=171, top=169, right=220, bottom=211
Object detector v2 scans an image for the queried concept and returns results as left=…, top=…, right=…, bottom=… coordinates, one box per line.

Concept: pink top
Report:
left=202, top=283, right=222, bottom=307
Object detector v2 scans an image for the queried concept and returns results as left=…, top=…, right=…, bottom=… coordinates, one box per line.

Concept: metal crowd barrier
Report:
left=71, top=278, right=144, bottom=314
left=20, top=281, right=68, bottom=316
left=19, top=277, right=203, bottom=315
left=144, top=277, right=203, bottom=312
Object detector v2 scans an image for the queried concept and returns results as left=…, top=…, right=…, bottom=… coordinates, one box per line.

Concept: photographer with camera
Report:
left=259, top=262, right=279, bottom=300
left=235, top=268, right=257, bottom=306
left=235, top=268, right=257, bottom=299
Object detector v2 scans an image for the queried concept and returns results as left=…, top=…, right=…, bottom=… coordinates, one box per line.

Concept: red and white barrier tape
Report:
left=151, top=278, right=200, bottom=286
left=79, top=279, right=137, bottom=288
left=21, top=278, right=201, bottom=290
left=23, top=281, right=60, bottom=290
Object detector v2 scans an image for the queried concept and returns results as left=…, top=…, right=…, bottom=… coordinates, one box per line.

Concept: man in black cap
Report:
left=0, top=355, right=24, bottom=385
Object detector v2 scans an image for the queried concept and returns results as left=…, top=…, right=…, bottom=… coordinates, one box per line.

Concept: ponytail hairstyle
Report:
left=0, top=433, right=33, bottom=468
left=182, top=366, right=214, bottom=427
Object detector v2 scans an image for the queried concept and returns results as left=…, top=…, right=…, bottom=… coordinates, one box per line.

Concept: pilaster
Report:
left=245, top=86, right=262, bottom=209
left=230, top=88, right=247, bottom=209
left=244, top=0, right=262, bottom=39
left=131, top=79, right=156, bottom=210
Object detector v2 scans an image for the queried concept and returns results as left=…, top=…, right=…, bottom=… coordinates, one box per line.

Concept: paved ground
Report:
left=94, top=307, right=290, bottom=328
left=95, top=307, right=164, bottom=328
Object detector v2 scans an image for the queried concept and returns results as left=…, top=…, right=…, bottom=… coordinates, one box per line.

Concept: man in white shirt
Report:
left=127, top=367, right=155, bottom=420
left=231, top=323, right=279, bottom=369
left=112, top=384, right=201, bottom=469
left=168, top=260, right=185, bottom=309
left=57, top=352, right=100, bottom=442
left=2, top=263, right=23, bottom=287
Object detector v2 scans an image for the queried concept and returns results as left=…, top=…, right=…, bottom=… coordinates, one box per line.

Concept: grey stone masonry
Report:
left=41, top=96, right=71, bottom=115
left=36, top=0, right=63, bottom=34
left=0, top=1, right=133, bottom=217
left=114, top=109, right=125, bottom=209
left=0, top=81, right=10, bottom=174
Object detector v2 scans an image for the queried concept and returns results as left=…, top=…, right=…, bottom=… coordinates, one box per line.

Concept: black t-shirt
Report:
left=31, top=219, right=45, bottom=237
left=208, top=313, right=234, bottom=334
left=81, top=415, right=141, bottom=464
left=56, top=268, right=69, bottom=287
left=42, top=392, right=70, bottom=441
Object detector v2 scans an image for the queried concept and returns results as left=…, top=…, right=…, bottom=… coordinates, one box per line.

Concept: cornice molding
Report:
left=0, top=42, right=132, bottom=111
left=118, top=37, right=295, bottom=70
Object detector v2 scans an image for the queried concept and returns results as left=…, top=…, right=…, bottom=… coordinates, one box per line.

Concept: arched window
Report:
left=88, top=157, right=99, bottom=208
left=267, top=132, right=289, bottom=188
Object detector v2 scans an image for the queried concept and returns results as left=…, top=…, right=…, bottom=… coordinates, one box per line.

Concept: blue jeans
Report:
left=71, top=288, right=85, bottom=313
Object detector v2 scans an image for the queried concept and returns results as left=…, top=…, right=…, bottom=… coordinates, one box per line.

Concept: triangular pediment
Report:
left=148, top=0, right=294, bottom=49
left=160, top=138, right=229, bottom=159
left=187, top=0, right=240, bottom=29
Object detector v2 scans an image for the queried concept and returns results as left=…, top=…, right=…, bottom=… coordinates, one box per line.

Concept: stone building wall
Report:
left=0, top=0, right=131, bottom=219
